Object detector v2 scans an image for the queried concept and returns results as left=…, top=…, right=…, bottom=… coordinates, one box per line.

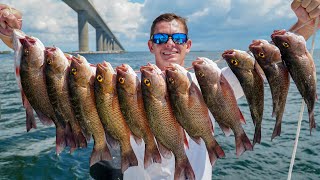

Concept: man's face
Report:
left=148, top=20, right=192, bottom=70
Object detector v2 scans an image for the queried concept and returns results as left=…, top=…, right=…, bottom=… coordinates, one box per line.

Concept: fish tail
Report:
left=144, top=143, right=162, bottom=169
left=90, top=143, right=112, bottom=167
left=235, top=131, right=253, bottom=157
left=309, top=109, right=316, bottom=135
left=55, top=125, right=66, bottom=155
left=253, top=124, right=261, bottom=146
left=65, top=123, right=76, bottom=153
left=271, top=115, right=282, bottom=141
left=205, top=138, right=225, bottom=166
left=25, top=105, right=36, bottom=132
left=121, top=146, right=138, bottom=173
left=174, top=157, right=195, bottom=180
left=73, top=129, right=87, bottom=149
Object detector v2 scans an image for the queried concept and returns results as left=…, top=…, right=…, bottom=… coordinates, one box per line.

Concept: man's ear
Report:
left=148, top=40, right=154, bottom=53
left=185, top=39, right=192, bottom=53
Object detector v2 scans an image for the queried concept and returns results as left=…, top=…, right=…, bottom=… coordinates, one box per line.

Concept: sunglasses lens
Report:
left=152, top=34, right=169, bottom=44
left=172, top=33, right=188, bottom=44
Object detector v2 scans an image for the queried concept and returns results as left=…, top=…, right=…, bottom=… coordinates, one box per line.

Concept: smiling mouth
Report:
left=162, top=51, right=178, bottom=55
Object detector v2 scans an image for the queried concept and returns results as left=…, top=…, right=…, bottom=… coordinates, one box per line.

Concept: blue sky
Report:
left=0, top=0, right=315, bottom=52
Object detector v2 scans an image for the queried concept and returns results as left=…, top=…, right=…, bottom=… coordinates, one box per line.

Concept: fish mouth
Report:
left=249, top=40, right=263, bottom=49
left=19, top=36, right=36, bottom=47
left=222, top=49, right=236, bottom=59
left=271, top=29, right=286, bottom=39
left=45, top=47, right=57, bottom=57
left=116, top=64, right=128, bottom=74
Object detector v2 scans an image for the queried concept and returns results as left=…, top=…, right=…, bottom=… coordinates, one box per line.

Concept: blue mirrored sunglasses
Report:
left=151, top=33, right=188, bottom=45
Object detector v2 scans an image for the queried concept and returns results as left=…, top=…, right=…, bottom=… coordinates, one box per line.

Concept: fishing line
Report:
left=287, top=16, right=319, bottom=180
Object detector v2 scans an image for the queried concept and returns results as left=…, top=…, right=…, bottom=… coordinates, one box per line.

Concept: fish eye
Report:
left=97, top=74, right=103, bottom=82
left=118, top=77, right=125, bottom=84
left=230, top=59, right=239, bottom=66
left=168, top=77, right=175, bottom=84
left=282, top=42, right=290, bottom=48
left=71, top=68, right=77, bottom=75
left=47, top=58, right=53, bottom=65
left=258, top=52, right=265, bottom=58
left=143, top=78, right=151, bottom=87
left=198, top=71, right=205, bottom=78
left=24, top=49, right=29, bottom=56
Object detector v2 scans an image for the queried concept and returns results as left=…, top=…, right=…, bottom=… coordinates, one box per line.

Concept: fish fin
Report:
left=73, top=129, right=87, bottom=148
left=253, top=124, right=261, bottom=146
left=65, top=122, right=76, bottom=153
left=144, top=143, right=162, bottom=169
left=271, top=118, right=282, bottom=141
left=22, top=92, right=36, bottom=132
left=55, top=125, right=66, bottom=155
left=174, top=158, right=195, bottom=180
left=89, top=143, right=112, bottom=167
left=235, top=131, right=253, bottom=157
left=205, top=138, right=225, bottom=166
left=254, top=62, right=266, bottom=82
left=218, top=123, right=232, bottom=137
left=238, top=108, right=246, bottom=125
left=132, top=134, right=142, bottom=145
left=120, top=147, right=138, bottom=173
left=183, top=130, right=189, bottom=149
left=309, top=109, right=316, bottom=135
left=190, top=136, right=202, bottom=145
left=157, top=140, right=172, bottom=159
left=34, top=109, right=54, bottom=126
left=105, top=131, right=119, bottom=149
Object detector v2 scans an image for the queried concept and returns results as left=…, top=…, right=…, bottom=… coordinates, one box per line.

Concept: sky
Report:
left=0, top=0, right=314, bottom=52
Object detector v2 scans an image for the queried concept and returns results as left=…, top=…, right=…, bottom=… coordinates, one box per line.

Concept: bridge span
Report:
left=62, top=0, right=125, bottom=53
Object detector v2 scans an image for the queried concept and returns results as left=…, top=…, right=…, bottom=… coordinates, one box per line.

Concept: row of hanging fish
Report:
left=11, top=28, right=317, bottom=180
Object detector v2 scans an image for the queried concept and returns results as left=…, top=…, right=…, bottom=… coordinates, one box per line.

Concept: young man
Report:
left=1, top=0, right=319, bottom=179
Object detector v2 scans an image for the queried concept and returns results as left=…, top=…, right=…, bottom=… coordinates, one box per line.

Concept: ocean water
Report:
left=0, top=51, right=320, bottom=180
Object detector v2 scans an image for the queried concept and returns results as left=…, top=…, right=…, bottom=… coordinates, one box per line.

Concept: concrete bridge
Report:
left=62, top=0, right=125, bottom=53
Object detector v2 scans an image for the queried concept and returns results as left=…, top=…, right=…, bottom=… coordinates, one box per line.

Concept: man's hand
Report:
left=290, top=0, right=320, bottom=40
left=0, top=4, right=22, bottom=49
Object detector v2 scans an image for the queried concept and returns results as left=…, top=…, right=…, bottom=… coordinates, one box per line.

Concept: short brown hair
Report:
left=150, top=13, right=188, bottom=39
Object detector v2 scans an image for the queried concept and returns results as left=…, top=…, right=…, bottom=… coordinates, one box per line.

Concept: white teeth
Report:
left=163, top=52, right=176, bottom=55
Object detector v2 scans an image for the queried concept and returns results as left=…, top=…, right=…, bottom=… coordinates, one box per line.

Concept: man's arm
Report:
left=290, top=0, right=320, bottom=40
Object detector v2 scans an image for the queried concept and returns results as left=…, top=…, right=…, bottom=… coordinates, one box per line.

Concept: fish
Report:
left=222, top=49, right=264, bottom=146
left=115, top=63, right=161, bottom=169
left=165, top=63, right=225, bottom=165
left=44, top=47, right=87, bottom=150
left=271, top=29, right=317, bottom=133
left=140, top=63, right=195, bottom=180
left=249, top=39, right=290, bottom=140
left=68, top=55, right=112, bottom=166
left=94, top=61, right=138, bottom=173
left=192, top=59, right=253, bottom=156
left=18, top=35, right=71, bottom=154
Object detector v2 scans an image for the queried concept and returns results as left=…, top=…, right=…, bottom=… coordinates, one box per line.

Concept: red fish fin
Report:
left=120, top=147, right=138, bottom=173
left=271, top=119, right=281, bottom=141
left=34, top=110, right=54, bottom=126
left=190, top=136, right=202, bottom=145
left=205, top=138, right=225, bottom=165
left=105, top=131, right=119, bottom=149
left=157, top=140, right=172, bottom=159
left=253, top=124, right=261, bottom=146
left=22, top=92, right=36, bottom=132
left=218, top=123, right=232, bottom=137
left=235, top=131, right=253, bottom=157
left=132, top=134, right=142, bottom=145
left=309, top=109, right=316, bottom=135
left=183, top=130, right=189, bottom=149
left=238, top=108, right=246, bottom=124
left=188, top=82, right=202, bottom=107
left=89, top=143, right=112, bottom=167
left=144, top=143, right=162, bottom=169
left=55, top=125, right=66, bottom=155
left=174, top=158, right=195, bottom=180
left=65, top=122, right=76, bottom=153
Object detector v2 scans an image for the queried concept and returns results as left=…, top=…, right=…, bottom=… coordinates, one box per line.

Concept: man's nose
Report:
left=165, top=37, right=175, bottom=46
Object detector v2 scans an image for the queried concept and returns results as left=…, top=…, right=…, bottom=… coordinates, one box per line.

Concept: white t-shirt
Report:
left=124, top=57, right=243, bottom=180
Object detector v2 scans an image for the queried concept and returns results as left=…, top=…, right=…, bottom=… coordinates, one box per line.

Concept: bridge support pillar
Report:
left=78, top=10, right=89, bottom=52
left=96, top=28, right=103, bottom=51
